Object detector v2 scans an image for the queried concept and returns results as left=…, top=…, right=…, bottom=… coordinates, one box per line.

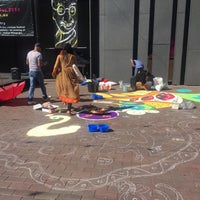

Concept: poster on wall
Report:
left=0, top=0, right=34, bottom=37
left=51, top=0, right=78, bottom=48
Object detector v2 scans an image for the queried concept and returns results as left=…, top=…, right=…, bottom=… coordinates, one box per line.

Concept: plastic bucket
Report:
left=122, top=83, right=130, bottom=92
left=11, top=67, right=21, bottom=80
left=88, top=82, right=99, bottom=92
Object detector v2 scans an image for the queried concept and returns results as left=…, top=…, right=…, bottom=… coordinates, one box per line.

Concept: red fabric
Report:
left=13, top=81, right=25, bottom=97
left=59, top=96, right=80, bottom=104
left=0, top=81, right=25, bottom=101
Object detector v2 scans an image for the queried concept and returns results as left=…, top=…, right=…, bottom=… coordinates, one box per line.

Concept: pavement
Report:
left=0, top=76, right=200, bottom=200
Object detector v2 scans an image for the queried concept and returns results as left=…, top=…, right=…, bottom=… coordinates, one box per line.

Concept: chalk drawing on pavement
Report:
left=0, top=114, right=199, bottom=199
left=26, top=115, right=81, bottom=137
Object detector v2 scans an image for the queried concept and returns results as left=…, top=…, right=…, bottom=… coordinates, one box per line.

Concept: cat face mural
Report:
left=51, top=0, right=78, bottom=48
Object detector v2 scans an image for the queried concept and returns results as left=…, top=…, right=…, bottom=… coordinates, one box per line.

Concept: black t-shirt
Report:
left=135, top=69, right=147, bottom=84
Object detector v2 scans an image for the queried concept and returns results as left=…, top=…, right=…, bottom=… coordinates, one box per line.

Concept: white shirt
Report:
left=27, top=50, right=42, bottom=71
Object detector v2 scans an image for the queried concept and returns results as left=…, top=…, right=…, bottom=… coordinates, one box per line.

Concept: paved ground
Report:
left=0, top=77, right=200, bottom=200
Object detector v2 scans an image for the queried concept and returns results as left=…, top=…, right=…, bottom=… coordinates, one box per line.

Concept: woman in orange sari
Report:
left=52, top=43, right=80, bottom=115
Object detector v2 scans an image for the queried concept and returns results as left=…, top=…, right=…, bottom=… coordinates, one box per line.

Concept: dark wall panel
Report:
left=138, top=0, right=150, bottom=68
left=0, top=36, right=35, bottom=73
left=99, top=0, right=134, bottom=82
left=151, top=0, right=173, bottom=82
left=184, top=0, right=200, bottom=85
left=0, top=0, right=92, bottom=78
left=172, top=0, right=186, bottom=85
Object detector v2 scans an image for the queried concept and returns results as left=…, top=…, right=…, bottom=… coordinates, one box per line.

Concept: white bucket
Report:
left=122, top=83, right=130, bottom=92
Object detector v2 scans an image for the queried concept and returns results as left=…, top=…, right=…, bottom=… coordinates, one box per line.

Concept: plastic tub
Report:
left=122, top=83, right=130, bottom=92
left=88, top=82, right=99, bottom=92
left=88, top=124, right=110, bottom=133
left=88, top=124, right=99, bottom=132
left=92, top=94, right=103, bottom=100
left=11, top=67, right=21, bottom=80
left=98, top=124, right=109, bottom=132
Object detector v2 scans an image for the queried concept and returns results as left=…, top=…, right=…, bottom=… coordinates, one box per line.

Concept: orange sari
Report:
left=52, top=52, right=80, bottom=104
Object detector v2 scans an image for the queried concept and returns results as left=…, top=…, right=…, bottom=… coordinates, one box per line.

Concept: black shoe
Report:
left=43, top=96, right=51, bottom=101
left=28, top=100, right=36, bottom=105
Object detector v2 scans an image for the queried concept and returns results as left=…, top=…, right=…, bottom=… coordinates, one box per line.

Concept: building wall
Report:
left=99, top=0, right=200, bottom=85
left=99, top=0, right=134, bottom=83
left=151, top=0, right=173, bottom=82
left=184, top=0, right=200, bottom=85
left=0, top=0, right=91, bottom=78
left=172, top=0, right=186, bottom=85
left=1, top=0, right=200, bottom=85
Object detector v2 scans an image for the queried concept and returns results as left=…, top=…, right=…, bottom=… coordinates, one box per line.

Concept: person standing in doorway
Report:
left=26, top=43, right=50, bottom=105
left=130, top=58, right=144, bottom=77
left=52, top=43, right=80, bottom=115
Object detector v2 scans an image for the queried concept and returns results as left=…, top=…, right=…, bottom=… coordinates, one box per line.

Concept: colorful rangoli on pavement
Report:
left=96, top=90, right=183, bottom=109
left=172, top=93, right=200, bottom=103
left=78, top=89, right=200, bottom=118
left=77, top=111, right=119, bottom=120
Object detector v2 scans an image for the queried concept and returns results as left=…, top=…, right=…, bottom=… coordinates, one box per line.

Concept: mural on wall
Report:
left=51, top=0, right=78, bottom=48
left=0, top=0, right=34, bottom=36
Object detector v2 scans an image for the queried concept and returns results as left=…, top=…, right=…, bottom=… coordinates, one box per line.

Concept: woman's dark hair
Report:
left=63, top=43, right=74, bottom=54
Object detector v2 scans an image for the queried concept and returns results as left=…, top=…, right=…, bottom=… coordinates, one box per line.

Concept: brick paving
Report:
left=0, top=77, right=200, bottom=200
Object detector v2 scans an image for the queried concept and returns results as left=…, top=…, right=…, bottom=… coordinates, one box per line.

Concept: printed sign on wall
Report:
left=51, top=0, right=78, bottom=48
left=0, top=0, right=34, bottom=37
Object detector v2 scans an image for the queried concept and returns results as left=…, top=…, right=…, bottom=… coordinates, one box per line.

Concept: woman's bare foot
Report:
left=66, top=110, right=72, bottom=116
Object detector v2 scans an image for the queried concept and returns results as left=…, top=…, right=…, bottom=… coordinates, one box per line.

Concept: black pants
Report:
left=130, top=76, right=136, bottom=91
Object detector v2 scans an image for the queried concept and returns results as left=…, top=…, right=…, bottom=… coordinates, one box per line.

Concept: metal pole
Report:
left=89, top=0, right=92, bottom=79
left=33, top=0, right=39, bottom=42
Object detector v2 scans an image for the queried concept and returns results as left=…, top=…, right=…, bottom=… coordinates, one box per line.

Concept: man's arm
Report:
left=130, top=58, right=135, bottom=67
left=37, top=56, right=48, bottom=68
left=26, top=59, right=29, bottom=65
